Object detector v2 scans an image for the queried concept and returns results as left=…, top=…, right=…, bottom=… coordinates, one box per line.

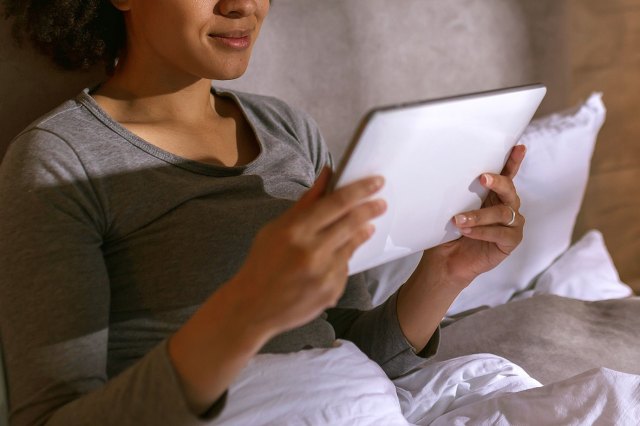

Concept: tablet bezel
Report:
left=328, top=83, right=546, bottom=192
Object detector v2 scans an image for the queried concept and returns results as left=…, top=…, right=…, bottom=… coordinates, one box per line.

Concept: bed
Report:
left=1, top=0, right=639, bottom=424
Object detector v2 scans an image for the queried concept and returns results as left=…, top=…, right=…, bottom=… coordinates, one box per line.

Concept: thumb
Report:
left=501, top=144, right=526, bottom=179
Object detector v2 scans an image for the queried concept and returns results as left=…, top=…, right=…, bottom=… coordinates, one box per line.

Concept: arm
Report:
left=0, top=132, right=231, bottom=426
left=328, top=146, right=527, bottom=366
left=0, top=130, right=388, bottom=423
left=168, top=167, right=386, bottom=413
left=397, top=145, right=527, bottom=351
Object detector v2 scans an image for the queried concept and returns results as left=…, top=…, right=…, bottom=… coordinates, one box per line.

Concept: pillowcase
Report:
left=364, top=93, right=607, bottom=315
left=512, top=230, right=633, bottom=301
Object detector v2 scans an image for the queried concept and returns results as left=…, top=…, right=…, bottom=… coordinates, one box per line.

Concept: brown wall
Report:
left=569, top=0, right=640, bottom=290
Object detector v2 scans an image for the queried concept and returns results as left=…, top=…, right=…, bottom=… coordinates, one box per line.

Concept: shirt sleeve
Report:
left=326, top=274, right=440, bottom=379
left=0, top=130, right=223, bottom=426
left=285, top=104, right=333, bottom=177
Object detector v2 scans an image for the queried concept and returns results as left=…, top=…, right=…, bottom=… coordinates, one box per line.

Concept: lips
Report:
left=208, top=30, right=252, bottom=49
left=209, top=30, right=252, bottom=38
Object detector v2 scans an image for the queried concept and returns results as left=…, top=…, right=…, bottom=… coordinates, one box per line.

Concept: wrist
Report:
left=167, top=280, right=273, bottom=416
left=206, top=278, right=276, bottom=353
left=397, top=256, right=463, bottom=351
left=413, top=248, right=472, bottom=292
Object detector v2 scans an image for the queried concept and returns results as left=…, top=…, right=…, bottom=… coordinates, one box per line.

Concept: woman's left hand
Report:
left=424, top=145, right=526, bottom=287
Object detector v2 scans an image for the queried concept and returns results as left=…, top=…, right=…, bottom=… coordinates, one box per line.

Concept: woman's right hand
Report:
left=228, top=167, right=386, bottom=338
left=168, top=168, right=385, bottom=416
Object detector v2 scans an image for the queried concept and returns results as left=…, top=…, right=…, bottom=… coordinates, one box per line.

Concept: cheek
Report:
left=133, top=2, right=208, bottom=46
left=126, top=1, right=264, bottom=79
left=134, top=8, right=208, bottom=60
left=259, top=0, right=271, bottom=24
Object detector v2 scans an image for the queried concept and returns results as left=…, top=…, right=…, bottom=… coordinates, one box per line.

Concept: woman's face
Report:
left=114, top=0, right=270, bottom=81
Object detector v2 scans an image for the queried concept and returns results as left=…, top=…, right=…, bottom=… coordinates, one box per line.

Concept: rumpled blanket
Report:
left=211, top=335, right=640, bottom=425
left=433, top=294, right=640, bottom=385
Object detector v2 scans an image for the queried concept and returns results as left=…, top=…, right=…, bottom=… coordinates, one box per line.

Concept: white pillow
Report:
left=447, top=93, right=606, bottom=314
left=365, top=93, right=606, bottom=314
left=512, top=230, right=633, bottom=301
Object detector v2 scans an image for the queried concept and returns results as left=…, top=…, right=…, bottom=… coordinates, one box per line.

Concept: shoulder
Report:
left=1, top=100, right=107, bottom=231
left=9, top=92, right=96, bottom=156
left=2, top=99, right=93, bottom=187
left=217, top=88, right=315, bottom=128
left=216, top=88, right=332, bottom=173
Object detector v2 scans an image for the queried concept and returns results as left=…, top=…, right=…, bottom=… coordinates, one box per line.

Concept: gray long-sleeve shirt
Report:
left=0, top=87, right=439, bottom=426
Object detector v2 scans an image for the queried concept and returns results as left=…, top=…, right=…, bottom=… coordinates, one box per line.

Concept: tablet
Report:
left=330, top=84, right=547, bottom=275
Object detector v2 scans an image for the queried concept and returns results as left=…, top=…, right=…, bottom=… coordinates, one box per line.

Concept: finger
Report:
left=300, top=175, right=385, bottom=232
left=334, top=223, right=376, bottom=263
left=501, top=144, right=526, bottom=179
left=459, top=224, right=523, bottom=253
left=295, top=166, right=333, bottom=211
left=480, top=173, right=520, bottom=209
left=453, top=204, right=518, bottom=228
left=319, top=198, right=386, bottom=249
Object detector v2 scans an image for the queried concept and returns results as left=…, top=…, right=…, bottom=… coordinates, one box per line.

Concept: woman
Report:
left=0, top=0, right=525, bottom=424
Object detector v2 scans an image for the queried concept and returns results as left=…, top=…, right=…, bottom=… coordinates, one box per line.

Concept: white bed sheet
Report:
left=211, top=340, right=407, bottom=426
left=426, top=367, right=640, bottom=426
left=212, top=231, right=637, bottom=425
left=211, top=340, right=640, bottom=425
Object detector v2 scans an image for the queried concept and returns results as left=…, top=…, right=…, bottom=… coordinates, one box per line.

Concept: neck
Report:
left=94, top=55, right=218, bottom=125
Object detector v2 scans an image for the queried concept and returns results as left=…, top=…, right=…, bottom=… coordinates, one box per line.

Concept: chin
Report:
left=211, top=70, right=249, bottom=81
left=202, top=63, right=251, bottom=81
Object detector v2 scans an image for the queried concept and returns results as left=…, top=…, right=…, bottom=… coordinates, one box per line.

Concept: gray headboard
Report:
left=220, top=0, right=569, bottom=159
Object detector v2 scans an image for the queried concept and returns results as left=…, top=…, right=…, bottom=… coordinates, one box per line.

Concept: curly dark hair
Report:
left=2, top=0, right=125, bottom=74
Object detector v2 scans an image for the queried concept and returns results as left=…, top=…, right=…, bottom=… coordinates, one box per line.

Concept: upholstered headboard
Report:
left=0, top=0, right=637, bottom=290
left=221, top=0, right=569, bottom=159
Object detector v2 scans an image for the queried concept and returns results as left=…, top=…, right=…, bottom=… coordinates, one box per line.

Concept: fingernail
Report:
left=370, top=177, right=384, bottom=192
left=461, top=227, right=472, bottom=235
left=454, top=214, right=468, bottom=225
left=375, top=199, right=387, bottom=213
left=482, top=174, right=493, bottom=187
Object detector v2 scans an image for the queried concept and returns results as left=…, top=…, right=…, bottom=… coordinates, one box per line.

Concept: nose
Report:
left=217, top=0, right=257, bottom=18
